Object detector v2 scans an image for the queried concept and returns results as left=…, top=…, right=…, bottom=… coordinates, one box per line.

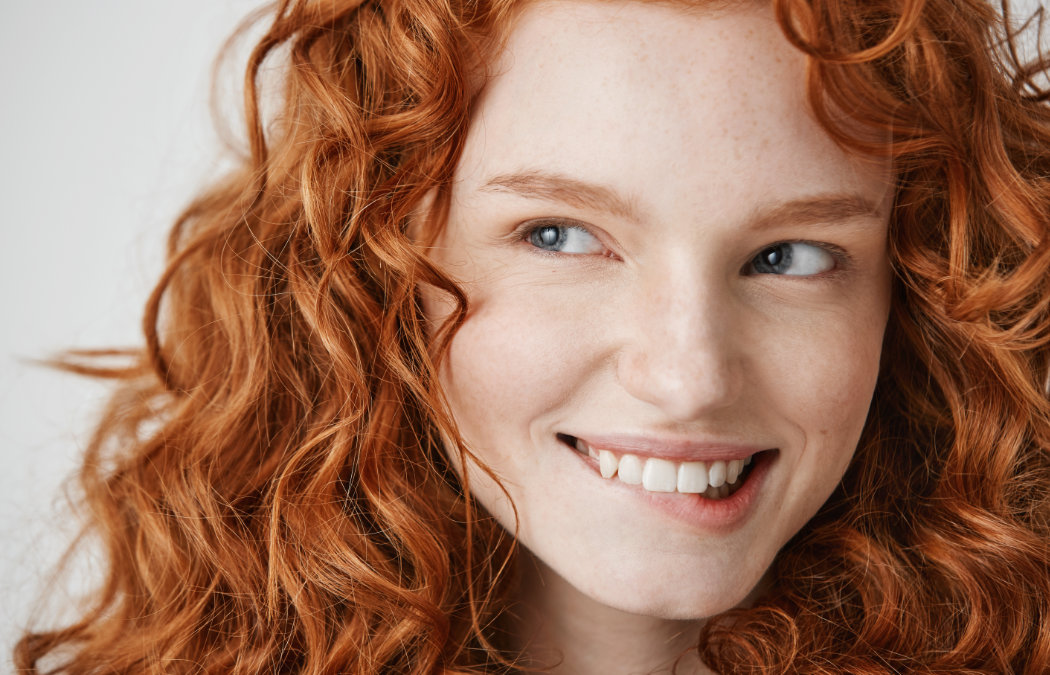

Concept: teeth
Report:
left=577, top=438, right=599, bottom=460
left=727, top=459, right=743, bottom=484
left=641, top=458, right=678, bottom=492
left=617, top=454, right=644, bottom=485
left=587, top=448, right=757, bottom=498
left=708, top=460, right=727, bottom=488
left=677, top=461, right=709, bottom=493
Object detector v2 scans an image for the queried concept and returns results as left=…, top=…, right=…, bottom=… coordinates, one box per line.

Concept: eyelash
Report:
left=513, top=219, right=853, bottom=275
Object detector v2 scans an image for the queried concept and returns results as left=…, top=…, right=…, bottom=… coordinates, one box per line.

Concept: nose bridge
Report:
left=617, top=264, right=743, bottom=421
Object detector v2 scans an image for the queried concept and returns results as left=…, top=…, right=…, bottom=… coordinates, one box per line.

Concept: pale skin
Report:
left=420, top=1, right=894, bottom=673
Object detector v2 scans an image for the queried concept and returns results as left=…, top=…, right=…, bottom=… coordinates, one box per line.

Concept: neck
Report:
left=506, top=554, right=716, bottom=675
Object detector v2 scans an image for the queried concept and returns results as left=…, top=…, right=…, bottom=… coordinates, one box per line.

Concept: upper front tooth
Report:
left=708, top=460, right=727, bottom=487
left=641, top=458, right=677, bottom=492
left=599, top=450, right=619, bottom=478
left=617, top=454, right=643, bottom=484
left=677, top=461, right=709, bottom=493
left=727, top=459, right=744, bottom=484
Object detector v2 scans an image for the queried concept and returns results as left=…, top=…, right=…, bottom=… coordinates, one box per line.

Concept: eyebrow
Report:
left=477, top=169, right=883, bottom=228
left=748, top=194, right=883, bottom=230
left=479, top=170, right=640, bottom=221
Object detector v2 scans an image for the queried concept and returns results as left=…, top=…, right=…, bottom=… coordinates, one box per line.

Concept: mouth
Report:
left=557, top=433, right=775, bottom=501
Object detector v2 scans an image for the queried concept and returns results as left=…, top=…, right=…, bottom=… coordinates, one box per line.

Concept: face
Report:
left=422, top=0, right=893, bottom=619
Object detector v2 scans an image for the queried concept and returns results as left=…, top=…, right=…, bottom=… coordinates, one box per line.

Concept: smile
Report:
left=557, top=434, right=773, bottom=500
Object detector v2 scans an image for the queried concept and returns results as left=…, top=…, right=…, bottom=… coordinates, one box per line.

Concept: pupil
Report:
left=750, top=243, right=792, bottom=274
left=536, top=226, right=562, bottom=248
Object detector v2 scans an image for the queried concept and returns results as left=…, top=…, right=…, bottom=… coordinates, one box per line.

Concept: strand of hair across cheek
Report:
left=700, top=1, right=1050, bottom=673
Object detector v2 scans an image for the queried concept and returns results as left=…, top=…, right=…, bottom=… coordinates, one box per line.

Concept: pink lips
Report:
left=563, top=432, right=777, bottom=531
left=572, top=432, right=768, bottom=463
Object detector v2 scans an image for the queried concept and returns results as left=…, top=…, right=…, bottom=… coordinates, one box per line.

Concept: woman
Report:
left=15, top=0, right=1050, bottom=672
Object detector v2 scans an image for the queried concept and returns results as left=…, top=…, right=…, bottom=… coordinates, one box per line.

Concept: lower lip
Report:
left=569, top=447, right=775, bottom=532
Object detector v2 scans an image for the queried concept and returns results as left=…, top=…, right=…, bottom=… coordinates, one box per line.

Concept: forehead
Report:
left=482, top=1, right=794, bottom=132
left=453, top=0, right=890, bottom=221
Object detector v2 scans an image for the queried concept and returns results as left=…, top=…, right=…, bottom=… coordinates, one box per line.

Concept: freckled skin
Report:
left=421, top=1, right=893, bottom=672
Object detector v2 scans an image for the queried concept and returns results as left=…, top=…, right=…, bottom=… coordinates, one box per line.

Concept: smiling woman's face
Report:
left=423, top=0, right=893, bottom=619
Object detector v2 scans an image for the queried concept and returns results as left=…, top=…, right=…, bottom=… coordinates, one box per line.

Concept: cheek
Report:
left=438, top=286, right=587, bottom=447
left=761, top=309, right=886, bottom=513
left=434, top=286, right=598, bottom=534
left=753, top=281, right=889, bottom=429
left=793, top=328, right=881, bottom=427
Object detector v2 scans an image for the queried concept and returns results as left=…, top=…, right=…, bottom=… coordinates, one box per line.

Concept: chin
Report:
left=617, top=592, right=754, bottom=621
left=524, top=538, right=774, bottom=622
left=613, top=576, right=763, bottom=620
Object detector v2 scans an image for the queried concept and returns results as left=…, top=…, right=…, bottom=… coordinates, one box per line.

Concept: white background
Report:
left=0, top=0, right=259, bottom=661
left=1, top=0, right=1045, bottom=666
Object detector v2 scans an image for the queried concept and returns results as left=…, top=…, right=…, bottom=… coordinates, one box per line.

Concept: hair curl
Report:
left=15, top=0, right=1050, bottom=673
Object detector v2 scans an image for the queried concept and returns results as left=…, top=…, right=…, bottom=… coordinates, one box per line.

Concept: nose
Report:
left=616, top=272, right=744, bottom=422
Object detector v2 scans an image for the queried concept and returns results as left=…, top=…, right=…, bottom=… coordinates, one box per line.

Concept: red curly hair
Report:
left=15, top=0, right=1050, bottom=672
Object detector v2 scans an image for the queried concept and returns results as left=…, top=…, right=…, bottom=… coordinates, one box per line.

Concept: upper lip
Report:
left=565, top=432, right=770, bottom=462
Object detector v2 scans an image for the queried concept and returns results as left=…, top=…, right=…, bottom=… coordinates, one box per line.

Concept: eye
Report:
left=748, top=242, right=837, bottom=276
left=525, top=222, right=605, bottom=255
